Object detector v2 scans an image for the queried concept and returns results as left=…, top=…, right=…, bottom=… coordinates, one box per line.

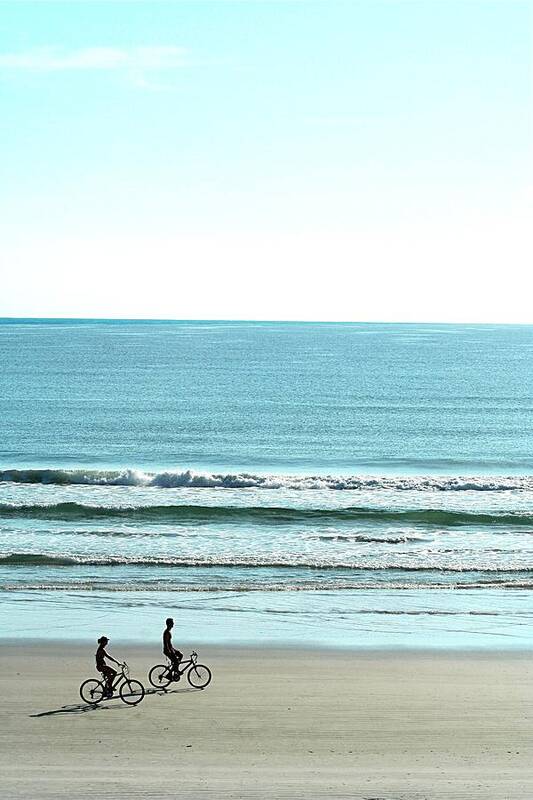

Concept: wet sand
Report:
left=0, top=642, right=531, bottom=799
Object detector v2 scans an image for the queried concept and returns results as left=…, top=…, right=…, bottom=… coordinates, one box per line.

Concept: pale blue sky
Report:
left=1, top=1, right=531, bottom=321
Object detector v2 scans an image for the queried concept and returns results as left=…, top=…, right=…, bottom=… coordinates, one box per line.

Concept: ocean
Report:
left=1, top=318, right=532, bottom=649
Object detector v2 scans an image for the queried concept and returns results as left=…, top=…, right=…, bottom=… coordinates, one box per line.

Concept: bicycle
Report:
left=79, top=662, right=145, bottom=705
left=148, top=651, right=212, bottom=690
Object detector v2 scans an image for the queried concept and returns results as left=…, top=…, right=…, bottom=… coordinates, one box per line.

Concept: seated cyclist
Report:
left=163, top=618, right=183, bottom=679
left=95, top=636, right=122, bottom=696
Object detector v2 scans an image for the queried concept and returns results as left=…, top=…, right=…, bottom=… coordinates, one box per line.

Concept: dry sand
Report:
left=0, top=642, right=531, bottom=799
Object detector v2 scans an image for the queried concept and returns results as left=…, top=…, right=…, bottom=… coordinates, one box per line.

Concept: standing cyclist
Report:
left=163, top=618, right=183, bottom=678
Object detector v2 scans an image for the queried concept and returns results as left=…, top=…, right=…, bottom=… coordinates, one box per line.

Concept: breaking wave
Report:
left=2, top=467, right=533, bottom=491
left=1, top=551, right=532, bottom=572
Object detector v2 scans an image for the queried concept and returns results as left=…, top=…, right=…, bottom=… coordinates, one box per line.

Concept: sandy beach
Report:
left=0, top=642, right=531, bottom=799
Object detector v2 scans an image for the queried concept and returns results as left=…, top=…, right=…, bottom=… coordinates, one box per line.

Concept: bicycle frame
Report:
left=104, top=664, right=130, bottom=693
left=148, top=651, right=211, bottom=691
left=165, top=651, right=198, bottom=677
left=81, top=660, right=145, bottom=706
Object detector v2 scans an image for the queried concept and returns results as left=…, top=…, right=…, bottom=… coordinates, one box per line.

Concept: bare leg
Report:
left=171, top=656, right=182, bottom=679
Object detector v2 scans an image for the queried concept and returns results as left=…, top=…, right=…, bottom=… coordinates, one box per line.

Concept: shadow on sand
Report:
left=30, top=686, right=200, bottom=718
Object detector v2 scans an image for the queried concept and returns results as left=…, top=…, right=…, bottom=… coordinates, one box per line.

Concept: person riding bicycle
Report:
left=163, top=618, right=183, bottom=678
left=95, top=636, right=122, bottom=697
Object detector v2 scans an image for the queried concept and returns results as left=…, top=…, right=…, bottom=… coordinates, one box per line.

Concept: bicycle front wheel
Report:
left=119, top=679, right=145, bottom=705
left=80, top=679, right=105, bottom=704
left=187, top=664, right=212, bottom=689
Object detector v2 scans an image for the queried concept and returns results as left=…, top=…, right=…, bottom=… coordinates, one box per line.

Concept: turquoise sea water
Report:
left=1, top=319, right=532, bottom=648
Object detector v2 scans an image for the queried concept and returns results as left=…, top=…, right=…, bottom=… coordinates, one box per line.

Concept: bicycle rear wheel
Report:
left=187, top=664, right=212, bottom=689
left=80, top=679, right=105, bottom=704
left=148, top=664, right=171, bottom=689
left=119, top=679, right=145, bottom=705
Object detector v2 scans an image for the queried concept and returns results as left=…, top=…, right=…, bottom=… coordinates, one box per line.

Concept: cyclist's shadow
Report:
left=30, top=701, right=124, bottom=717
left=30, top=687, right=200, bottom=718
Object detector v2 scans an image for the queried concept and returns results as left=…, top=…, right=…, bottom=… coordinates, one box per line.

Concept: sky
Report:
left=0, top=0, right=531, bottom=322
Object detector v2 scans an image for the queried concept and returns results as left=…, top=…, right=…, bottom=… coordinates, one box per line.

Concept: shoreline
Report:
left=3, top=585, right=531, bottom=651
left=1, top=641, right=532, bottom=798
left=2, top=637, right=533, bottom=656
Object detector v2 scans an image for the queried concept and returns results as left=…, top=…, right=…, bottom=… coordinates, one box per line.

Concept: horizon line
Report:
left=1, top=316, right=532, bottom=327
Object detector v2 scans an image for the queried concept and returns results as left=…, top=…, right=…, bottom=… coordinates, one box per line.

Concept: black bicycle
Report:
left=79, top=662, right=145, bottom=705
left=148, top=651, right=212, bottom=690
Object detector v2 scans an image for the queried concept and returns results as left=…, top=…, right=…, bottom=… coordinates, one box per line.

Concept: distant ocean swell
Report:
left=1, top=501, right=533, bottom=527
left=2, top=468, right=533, bottom=491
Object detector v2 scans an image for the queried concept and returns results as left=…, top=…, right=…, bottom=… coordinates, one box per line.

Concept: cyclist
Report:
left=95, top=636, right=122, bottom=697
left=163, top=618, right=183, bottom=679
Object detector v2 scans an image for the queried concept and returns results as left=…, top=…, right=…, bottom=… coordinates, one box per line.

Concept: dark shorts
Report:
left=166, top=651, right=183, bottom=668
left=98, top=665, right=116, bottom=680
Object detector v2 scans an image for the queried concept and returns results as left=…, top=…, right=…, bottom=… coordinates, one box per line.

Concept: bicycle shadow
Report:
left=30, top=701, right=125, bottom=718
left=30, top=686, right=202, bottom=717
left=146, top=686, right=201, bottom=697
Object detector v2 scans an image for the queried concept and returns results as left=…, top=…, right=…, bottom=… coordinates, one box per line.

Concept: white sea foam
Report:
left=2, top=580, right=533, bottom=593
